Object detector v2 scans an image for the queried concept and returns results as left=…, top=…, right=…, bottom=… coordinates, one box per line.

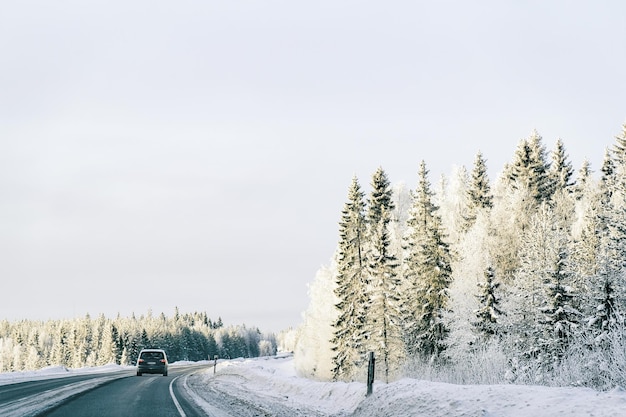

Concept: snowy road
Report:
left=0, top=364, right=212, bottom=417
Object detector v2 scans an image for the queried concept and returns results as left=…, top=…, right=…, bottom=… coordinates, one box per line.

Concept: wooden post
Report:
left=366, top=351, right=375, bottom=396
left=213, top=355, right=218, bottom=374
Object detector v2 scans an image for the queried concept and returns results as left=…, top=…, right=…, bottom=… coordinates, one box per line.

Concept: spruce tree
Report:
left=537, top=247, right=581, bottom=364
left=365, top=167, right=404, bottom=383
left=473, top=266, right=503, bottom=340
left=587, top=272, right=621, bottom=344
left=507, top=203, right=567, bottom=360
left=331, top=176, right=368, bottom=381
left=509, top=131, right=552, bottom=204
left=462, top=151, right=493, bottom=236
left=611, top=122, right=626, bottom=204
left=600, top=149, right=615, bottom=206
left=573, top=159, right=592, bottom=201
left=549, top=138, right=575, bottom=194
left=403, top=161, right=453, bottom=360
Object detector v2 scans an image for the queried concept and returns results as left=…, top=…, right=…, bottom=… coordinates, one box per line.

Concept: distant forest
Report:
left=296, top=124, right=626, bottom=389
left=0, top=308, right=277, bottom=372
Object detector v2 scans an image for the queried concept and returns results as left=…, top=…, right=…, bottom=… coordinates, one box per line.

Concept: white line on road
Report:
left=170, top=376, right=187, bottom=417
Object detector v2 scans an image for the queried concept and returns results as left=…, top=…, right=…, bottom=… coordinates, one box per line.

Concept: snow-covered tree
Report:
left=465, top=151, right=493, bottom=230
left=506, top=203, right=568, bottom=360
left=473, top=266, right=504, bottom=340
left=365, top=167, right=404, bottom=382
left=331, top=176, right=369, bottom=381
left=403, top=161, right=453, bottom=361
left=537, top=247, right=581, bottom=365
left=549, top=138, right=574, bottom=193
left=294, top=262, right=338, bottom=380
left=435, top=166, right=471, bottom=245
left=573, top=159, right=592, bottom=201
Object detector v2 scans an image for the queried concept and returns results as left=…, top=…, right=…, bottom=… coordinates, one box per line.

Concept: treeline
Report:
left=295, top=124, right=626, bottom=389
left=0, top=309, right=277, bottom=372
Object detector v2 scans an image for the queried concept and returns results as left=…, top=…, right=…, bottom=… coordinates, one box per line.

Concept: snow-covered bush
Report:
left=403, top=339, right=508, bottom=385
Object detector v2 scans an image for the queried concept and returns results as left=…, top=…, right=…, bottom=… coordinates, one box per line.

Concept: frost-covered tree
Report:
left=587, top=272, right=622, bottom=344
left=490, top=133, right=551, bottom=283
left=573, top=159, right=592, bottom=201
left=436, top=166, right=471, bottom=244
left=592, top=132, right=626, bottom=316
left=294, top=262, right=339, bottom=380
left=549, top=138, right=574, bottom=195
left=569, top=165, right=602, bottom=301
left=473, top=266, right=503, bottom=340
left=537, top=247, right=581, bottom=365
left=446, top=206, right=492, bottom=359
left=403, top=161, right=453, bottom=361
left=365, top=167, right=404, bottom=382
left=465, top=151, right=492, bottom=231
left=507, top=131, right=552, bottom=204
left=489, top=178, right=533, bottom=281
left=331, top=176, right=369, bottom=381
left=611, top=123, right=626, bottom=204
left=506, top=203, right=568, bottom=360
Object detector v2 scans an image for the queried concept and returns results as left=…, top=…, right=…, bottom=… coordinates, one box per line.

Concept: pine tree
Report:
left=507, top=203, right=567, bottom=360
left=473, top=266, right=503, bottom=339
left=365, top=167, right=404, bottom=383
left=587, top=272, right=621, bottom=344
left=509, top=131, right=552, bottom=204
left=436, top=166, right=472, bottom=244
left=569, top=175, right=602, bottom=299
left=600, top=149, right=615, bottom=207
left=549, top=138, right=575, bottom=195
left=465, top=151, right=492, bottom=230
left=331, top=176, right=369, bottom=381
left=404, top=161, right=453, bottom=361
left=537, top=248, right=581, bottom=364
left=573, top=159, right=592, bottom=201
left=611, top=123, right=626, bottom=204
left=595, top=132, right=626, bottom=314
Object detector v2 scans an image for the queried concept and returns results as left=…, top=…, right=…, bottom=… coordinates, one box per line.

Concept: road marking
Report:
left=169, top=376, right=187, bottom=417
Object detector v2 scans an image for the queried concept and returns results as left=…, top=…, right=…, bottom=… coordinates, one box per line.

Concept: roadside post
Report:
left=213, top=355, right=218, bottom=374
left=366, top=351, right=375, bottom=396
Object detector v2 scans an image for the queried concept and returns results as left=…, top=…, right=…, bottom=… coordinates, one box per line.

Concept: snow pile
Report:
left=188, top=354, right=626, bottom=417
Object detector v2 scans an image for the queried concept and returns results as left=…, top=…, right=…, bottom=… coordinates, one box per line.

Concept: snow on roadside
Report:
left=187, top=354, right=364, bottom=416
left=185, top=354, right=626, bottom=417
left=0, top=363, right=132, bottom=386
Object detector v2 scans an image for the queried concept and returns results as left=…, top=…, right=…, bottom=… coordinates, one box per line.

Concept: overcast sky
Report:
left=1, top=1, right=625, bottom=332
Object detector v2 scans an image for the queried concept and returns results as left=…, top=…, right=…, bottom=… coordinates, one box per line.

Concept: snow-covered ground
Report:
left=3, top=356, right=626, bottom=416
left=187, top=354, right=626, bottom=417
left=0, top=363, right=131, bottom=386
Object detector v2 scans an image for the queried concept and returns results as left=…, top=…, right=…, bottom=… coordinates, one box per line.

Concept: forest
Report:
left=0, top=308, right=277, bottom=372
left=295, top=124, right=626, bottom=390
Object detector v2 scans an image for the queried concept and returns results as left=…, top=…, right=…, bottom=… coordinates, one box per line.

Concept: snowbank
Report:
left=0, top=363, right=131, bottom=386
left=187, top=354, right=626, bottom=417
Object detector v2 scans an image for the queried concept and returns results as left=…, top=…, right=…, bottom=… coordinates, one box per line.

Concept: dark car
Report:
left=136, top=348, right=168, bottom=376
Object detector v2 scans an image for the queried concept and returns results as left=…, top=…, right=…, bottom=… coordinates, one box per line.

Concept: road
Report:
left=0, top=364, right=212, bottom=417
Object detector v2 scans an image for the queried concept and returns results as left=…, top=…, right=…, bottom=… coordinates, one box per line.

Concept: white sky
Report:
left=1, top=0, right=625, bottom=332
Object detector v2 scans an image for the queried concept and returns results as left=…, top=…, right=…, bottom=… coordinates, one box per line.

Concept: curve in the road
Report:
left=37, top=365, right=208, bottom=417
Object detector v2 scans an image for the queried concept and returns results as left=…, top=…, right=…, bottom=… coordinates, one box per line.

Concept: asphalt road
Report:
left=0, top=373, right=119, bottom=406
left=0, top=364, right=211, bottom=417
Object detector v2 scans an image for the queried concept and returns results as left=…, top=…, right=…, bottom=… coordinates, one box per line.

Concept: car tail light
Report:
left=138, top=359, right=144, bottom=364
left=160, top=359, right=167, bottom=363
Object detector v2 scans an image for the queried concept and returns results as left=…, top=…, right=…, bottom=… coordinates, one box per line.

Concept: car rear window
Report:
left=140, top=351, right=164, bottom=360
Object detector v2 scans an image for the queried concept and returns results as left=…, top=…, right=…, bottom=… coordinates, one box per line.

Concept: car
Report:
left=136, top=348, right=168, bottom=376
